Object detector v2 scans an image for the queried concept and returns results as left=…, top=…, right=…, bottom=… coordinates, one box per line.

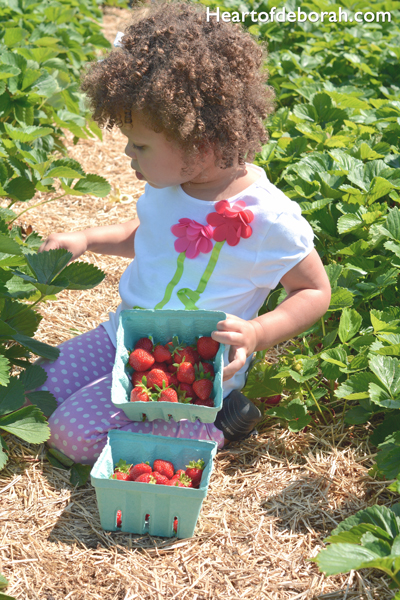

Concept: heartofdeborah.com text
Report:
left=206, top=6, right=391, bottom=23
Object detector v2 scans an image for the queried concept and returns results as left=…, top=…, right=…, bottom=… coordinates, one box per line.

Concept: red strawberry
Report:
left=130, top=383, right=151, bottom=402
left=176, top=361, right=195, bottom=384
left=177, top=383, right=195, bottom=403
left=167, top=363, right=178, bottom=374
left=192, top=398, right=214, bottom=407
left=153, top=459, right=174, bottom=479
left=170, top=473, right=193, bottom=487
left=152, top=361, right=169, bottom=372
left=158, top=387, right=178, bottom=403
left=131, top=370, right=150, bottom=386
left=174, top=469, right=186, bottom=478
left=168, top=373, right=179, bottom=387
left=129, top=348, right=155, bottom=371
left=263, top=394, right=282, bottom=405
left=134, top=337, right=153, bottom=352
left=153, top=344, right=172, bottom=363
left=152, top=471, right=171, bottom=485
left=146, top=368, right=169, bottom=389
left=128, top=462, right=152, bottom=481
left=135, top=473, right=157, bottom=483
left=198, top=361, right=214, bottom=377
left=111, top=459, right=132, bottom=481
left=193, top=378, right=213, bottom=401
left=116, top=510, right=122, bottom=527
left=174, top=346, right=198, bottom=365
left=185, top=459, right=205, bottom=488
left=197, top=337, right=220, bottom=360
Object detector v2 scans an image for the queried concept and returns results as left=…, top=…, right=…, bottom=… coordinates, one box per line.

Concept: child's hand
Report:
left=211, top=314, right=260, bottom=381
left=39, top=231, right=88, bottom=262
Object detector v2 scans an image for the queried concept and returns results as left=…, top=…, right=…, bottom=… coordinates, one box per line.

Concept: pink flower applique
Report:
left=171, top=218, right=214, bottom=259
left=206, top=200, right=254, bottom=246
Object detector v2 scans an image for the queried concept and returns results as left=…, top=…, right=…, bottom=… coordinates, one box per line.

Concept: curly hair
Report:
left=80, top=1, right=275, bottom=169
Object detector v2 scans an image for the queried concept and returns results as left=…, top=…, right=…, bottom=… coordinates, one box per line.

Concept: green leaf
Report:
left=325, top=523, right=393, bottom=545
left=25, top=249, right=72, bottom=284
left=338, top=308, right=362, bottom=344
left=266, top=400, right=311, bottom=432
left=383, top=208, right=400, bottom=241
left=0, top=592, right=17, bottom=599
left=312, top=543, right=384, bottom=575
left=336, top=372, right=379, bottom=400
left=330, top=505, right=400, bottom=540
left=0, top=377, right=26, bottom=416
left=0, top=573, right=9, bottom=590
left=18, top=364, right=47, bottom=392
left=369, top=382, right=400, bottom=410
left=3, top=123, right=53, bottom=143
left=0, top=405, right=50, bottom=444
left=243, top=362, right=284, bottom=399
left=376, top=432, right=400, bottom=479
left=0, top=355, right=9, bottom=388
left=0, top=436, right=9, bottom=470
left=4, top=177, right=36, bottom=202
left=72, top=174, right=111, bottom=197
left=370, top=355, right=400, bottom=397
left=328, top=287, right=354, bottom=311
left=344, top=405, right=373, bottom=425
left=11, top=333, right=59, bottom=360
left=370, top=413, right=400, bottom=447
left=361, top=532, right=392, bottom=557
left=25, top=391, right=57, bottom=415
left=53, top=261, right=105, bottom=290
left=70, top=463, right=91, bottom=487
left=320, top=346, right=348, bottom=380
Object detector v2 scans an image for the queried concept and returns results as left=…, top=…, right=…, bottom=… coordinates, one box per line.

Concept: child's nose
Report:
left=124, top=144, right=136, bottom=160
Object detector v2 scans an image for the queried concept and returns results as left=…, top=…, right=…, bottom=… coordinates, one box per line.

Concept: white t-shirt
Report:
left=102, top=163, right=314, bottom=396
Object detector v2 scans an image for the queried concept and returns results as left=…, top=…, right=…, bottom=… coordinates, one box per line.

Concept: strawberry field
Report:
left=1, top=0, right=400, bottom=598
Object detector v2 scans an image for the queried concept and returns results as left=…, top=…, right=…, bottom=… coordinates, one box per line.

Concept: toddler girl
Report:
left=36, top=2, right=331, bottom=465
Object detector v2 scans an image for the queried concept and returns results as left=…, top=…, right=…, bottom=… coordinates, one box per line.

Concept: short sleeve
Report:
left=250, top=207, right=315, bottom=291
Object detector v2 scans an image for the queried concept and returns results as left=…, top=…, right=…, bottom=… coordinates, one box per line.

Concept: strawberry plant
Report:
left=313, top=504, right=400, bottom=595
left=0, top=0, right=114, bottom=470
left=198, top=0, right=400, bottom=482
left=0, top=0, right=112, bottom=211
left=0, top=244, right=105, bottom=469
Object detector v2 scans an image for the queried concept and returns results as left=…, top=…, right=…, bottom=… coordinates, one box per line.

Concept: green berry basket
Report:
left=90, top=430, right=218, bottom=538
left=111, top=309, right=225, bottom=423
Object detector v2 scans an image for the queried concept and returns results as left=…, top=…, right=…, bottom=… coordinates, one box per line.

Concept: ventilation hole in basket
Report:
left=167, top=414, right=172, bottom=420
left=144, top=513, right=150, bottom=532
left=116, top=509, right=122, bottom=528
left=173, top=516, right=178, bottom=535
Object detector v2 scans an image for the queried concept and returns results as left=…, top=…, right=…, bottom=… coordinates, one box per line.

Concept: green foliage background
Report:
left=200, top=0, right=400, bottom=585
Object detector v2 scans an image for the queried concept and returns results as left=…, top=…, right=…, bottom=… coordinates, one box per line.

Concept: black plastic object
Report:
left=214, top=389, right=262, bottom=442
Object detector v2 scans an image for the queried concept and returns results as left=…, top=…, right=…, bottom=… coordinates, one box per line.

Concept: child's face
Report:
left=120, top=113, right=207, bottom=189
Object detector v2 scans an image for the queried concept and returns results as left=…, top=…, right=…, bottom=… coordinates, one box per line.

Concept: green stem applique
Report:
left=177, top=240, right=225, bottom=309
left=154, top=252, right=186, bottom=309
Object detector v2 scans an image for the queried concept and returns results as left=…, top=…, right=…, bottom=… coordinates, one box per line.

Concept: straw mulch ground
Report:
left=0, top=6, right=397, bottom=600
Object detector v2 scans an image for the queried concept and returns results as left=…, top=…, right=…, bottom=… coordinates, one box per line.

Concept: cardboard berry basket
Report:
left=90, top=430, right=218, bottom=538
left=111, top=309, right=225, bottom=423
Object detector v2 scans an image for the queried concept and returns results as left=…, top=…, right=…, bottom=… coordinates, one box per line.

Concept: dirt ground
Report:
left=0, top=6, right=397, bottom=600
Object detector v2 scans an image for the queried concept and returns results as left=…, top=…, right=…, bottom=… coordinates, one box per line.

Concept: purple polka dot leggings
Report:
left=35, top=324, right=225, bottom=465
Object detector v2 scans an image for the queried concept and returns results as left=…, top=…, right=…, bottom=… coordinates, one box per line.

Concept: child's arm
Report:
left=211, top=249, right=331, bottom=381
left=38, top=218, right=140, bottom=261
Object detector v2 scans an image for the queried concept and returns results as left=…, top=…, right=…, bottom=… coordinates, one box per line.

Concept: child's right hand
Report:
left=38, top=231, right=88, bottom=262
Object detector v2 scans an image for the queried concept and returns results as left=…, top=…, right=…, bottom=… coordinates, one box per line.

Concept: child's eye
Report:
left=132, top=143, right=144, bottom=151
